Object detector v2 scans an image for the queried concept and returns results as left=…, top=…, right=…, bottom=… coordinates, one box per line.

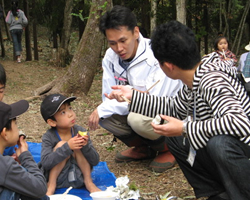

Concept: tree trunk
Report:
left=58, top=0, right=74, bottom=67
left=0, top=25, right=5, bottom=57
left=1, top=0, right=11, bottom=41
left=176, top=0, right=186, bottom=25
left=23, top=0, right=32, bottom=61
left=150, top=0, right=157, bottom=36
left=203, top=0, right=208, bottom=54
left=34, top=0, right=112, bottom=96
left=32, top=0, right=39, bottom=60
left=234, top=0, right=250, bottom=55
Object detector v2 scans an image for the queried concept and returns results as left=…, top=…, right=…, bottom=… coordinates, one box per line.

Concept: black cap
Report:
left=40, top=94, right=76, bottom=122
left=0, top=100, right=29, bottom=132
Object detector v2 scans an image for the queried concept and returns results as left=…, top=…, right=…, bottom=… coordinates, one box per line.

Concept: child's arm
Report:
left=41, top=130, right=73, bottom=170
left=0, top=149, right=47, bottom=198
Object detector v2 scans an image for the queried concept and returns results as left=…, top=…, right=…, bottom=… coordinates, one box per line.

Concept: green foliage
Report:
left=129, top=182, right=138, bottom=191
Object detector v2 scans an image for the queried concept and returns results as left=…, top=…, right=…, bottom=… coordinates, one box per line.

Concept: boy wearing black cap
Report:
left=40, top=94, right=100, bottom=196
left=0, top=100, right=49, bottom=200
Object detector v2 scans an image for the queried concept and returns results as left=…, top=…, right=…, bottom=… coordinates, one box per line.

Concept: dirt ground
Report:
left=0, top=27, right=206, bottom=200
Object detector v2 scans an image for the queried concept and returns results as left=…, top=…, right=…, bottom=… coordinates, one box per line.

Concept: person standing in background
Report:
left=5, top=0, right=28, bottom=63
left=237, top=42, right=250, bottom=78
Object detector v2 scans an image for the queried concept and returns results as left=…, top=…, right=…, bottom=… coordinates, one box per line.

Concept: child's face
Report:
left=0, top=84, right=5, bottom=101
left=217, top=38, right=228, bottom=51
left=53, top=103, right=76, bottom=129
left=6, top=120, right=19, bottom=146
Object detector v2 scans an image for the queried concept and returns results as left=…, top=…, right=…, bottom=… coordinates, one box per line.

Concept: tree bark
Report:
left=176, top=0, right=186, bottom=25
left=58, top=0, right=74, bottom=67
left=32, top=0, right=38, bottom=60
left=23, top=0, right=32, bottom=61
left=150, top=0, right=157, bottom=36
left=34, top=0, right=112, bottom=96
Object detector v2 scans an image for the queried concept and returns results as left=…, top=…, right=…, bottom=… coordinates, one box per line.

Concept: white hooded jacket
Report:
left=97, top=33, right=182, bottom=119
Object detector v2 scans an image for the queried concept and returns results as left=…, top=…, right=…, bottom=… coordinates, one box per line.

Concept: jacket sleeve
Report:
left=97, top=53, right=130, bottom=118
left=40, top=130, right=73, bottom=170
left=5, top=11, right=11, bottom=24
left=0, top=151, right=47, bottom=198
left=21, top=11, right=28, bottom=27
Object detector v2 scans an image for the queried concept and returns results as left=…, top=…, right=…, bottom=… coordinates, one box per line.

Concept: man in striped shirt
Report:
left=106, top=21, right=250, bottom=200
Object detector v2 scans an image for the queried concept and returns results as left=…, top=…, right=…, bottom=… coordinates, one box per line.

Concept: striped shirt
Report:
left=129, top=53, right=250, bottom=150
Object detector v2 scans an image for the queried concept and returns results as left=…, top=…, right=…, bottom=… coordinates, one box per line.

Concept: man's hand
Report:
left=15, top=135, right=28, bottom=158
left=88, top=109, right=100, bottom=131
left=105, top=85, right=133, bottom=102
left=151, top=115, right=184, bottom=137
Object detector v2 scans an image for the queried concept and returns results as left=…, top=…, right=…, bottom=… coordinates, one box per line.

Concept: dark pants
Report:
left=166, top=135, right=250, bottom=200
left=10, top=29, right=23, bottom=57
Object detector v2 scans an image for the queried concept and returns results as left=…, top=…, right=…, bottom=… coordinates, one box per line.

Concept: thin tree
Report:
left=232, top=0, right=250, bottom=55
left=33, top=0, right=112, bottom=97
left=150, top=0, right=157, bottom=36
left=23, top=0, right=32, bottom=61
left=176, top=0, right=186, bottom=25
left=58, top=0, right=74, bottom=67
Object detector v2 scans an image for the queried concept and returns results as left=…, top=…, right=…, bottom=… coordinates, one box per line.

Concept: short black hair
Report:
left=214, top=36, right=229, bottom=51
left=5, top=118, right=16, bottom=131
left=99, top=5, right=137, bottom=36
left=0, top=63, right=6, bottom=86
left=151, top=20, right=201, bottom=70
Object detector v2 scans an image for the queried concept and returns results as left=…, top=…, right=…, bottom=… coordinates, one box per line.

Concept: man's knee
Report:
left=128, top=112, right=161, bottom=140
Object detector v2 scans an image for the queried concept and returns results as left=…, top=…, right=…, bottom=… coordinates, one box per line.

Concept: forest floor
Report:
left=0, top=26, right=206, bottom=200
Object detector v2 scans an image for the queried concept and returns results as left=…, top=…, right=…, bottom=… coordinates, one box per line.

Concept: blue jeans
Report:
left=0, top=188, right=50, bottom=200
left=10, top=29, right=23, bottom=57
left=166, top=135, right=250, bottom=200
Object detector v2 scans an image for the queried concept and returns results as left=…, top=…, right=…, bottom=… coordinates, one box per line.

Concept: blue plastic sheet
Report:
left=27, top=142, right=116, bottom=200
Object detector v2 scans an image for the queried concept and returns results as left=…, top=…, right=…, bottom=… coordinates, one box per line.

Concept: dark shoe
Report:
left=115, top=145, right=156, bottom=163
left=207, top=192, right=229, bottom=200
left=149, top=151, right=176, bottom=173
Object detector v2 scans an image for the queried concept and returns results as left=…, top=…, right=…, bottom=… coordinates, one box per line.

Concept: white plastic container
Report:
left=90, top=191, right=119, bottom=200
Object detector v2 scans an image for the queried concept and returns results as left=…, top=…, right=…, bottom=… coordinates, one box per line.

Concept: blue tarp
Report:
left=27, top=142, right=116, bottom=200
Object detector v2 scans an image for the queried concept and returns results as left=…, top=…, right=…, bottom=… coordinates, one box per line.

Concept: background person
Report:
left=5, top=0, right=28, bottom=63
left=88, top=5, right=182, bottom=173
left=106, top=20, right=250, bottom=200
left=237, top=42, right=250, bottom=78
left=213, top=35, right=237, bottom=66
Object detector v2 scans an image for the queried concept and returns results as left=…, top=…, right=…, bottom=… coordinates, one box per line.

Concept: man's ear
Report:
left=163, top=62, right=175, bottom=71
left=47, top=119, right=57, bottom=127
left=134, top=26, right=140, bottom=39
left=0, top=128, right=8, bottom=140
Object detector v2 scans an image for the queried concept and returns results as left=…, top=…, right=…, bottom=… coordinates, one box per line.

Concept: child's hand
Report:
left=68, top=135, right=88, bottom=150
left=15, top=135, right=28, bottom=157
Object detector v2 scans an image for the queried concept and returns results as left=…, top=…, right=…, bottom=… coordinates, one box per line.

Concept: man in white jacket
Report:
left=88, top=5, right=182, bottom=173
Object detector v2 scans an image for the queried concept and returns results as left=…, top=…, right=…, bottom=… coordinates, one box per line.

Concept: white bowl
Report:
left=49, top=194, right=82, bottom=200
left=90, top=191, right=118, bottom=200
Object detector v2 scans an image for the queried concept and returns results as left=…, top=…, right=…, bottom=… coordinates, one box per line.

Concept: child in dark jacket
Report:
left=40, top=94, right=101, bottom=196
left=0, top=100, right=48, bottom=200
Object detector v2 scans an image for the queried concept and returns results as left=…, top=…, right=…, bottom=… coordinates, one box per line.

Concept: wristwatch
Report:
left=182, top=121, right=187, bottom=137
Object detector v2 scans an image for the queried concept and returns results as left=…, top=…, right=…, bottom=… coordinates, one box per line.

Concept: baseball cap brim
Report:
left=245, top=43, right=250, bottom=51
left=50, top=96, right=76, bottom=117
left=9, top=100, right=29, bottom=119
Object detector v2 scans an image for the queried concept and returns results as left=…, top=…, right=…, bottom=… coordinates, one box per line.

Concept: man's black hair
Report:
left=99, top=5, right=137, bottom=36
left=0, top=63, right=6, bottom=86
left=151, top=20, right=201, bottom=70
